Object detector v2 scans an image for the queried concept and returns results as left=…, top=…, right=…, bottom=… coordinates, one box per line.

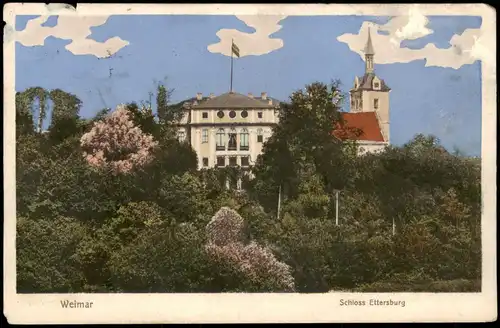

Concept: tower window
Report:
left=202, top=129, right=208, bottom=143
left=374, top=82, right=380, bottom=89
left=374, top=98, right=379, bottom=109
left=202, top=112, right=208, bottom=119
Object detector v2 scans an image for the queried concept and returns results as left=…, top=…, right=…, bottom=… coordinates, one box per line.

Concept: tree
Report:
left=15, top=91, right=35, bottom=136
left=157, top=173, right=209, bottom=225
left=205, top=207, right=296, bottom=292
left=15, top=84, right=482, bottom=294
left=156, top=83, right=184, bottom=124
left=108, top=221, right=214, bottom=292
left=156, top=84, right=169, bottom=122
left=17, top=216, right=88, bottom=293
left=251, top=81, right=352, bottom=208
left=20, top=87, right=50, bottom=133
left=80, top=104, right=159, bottom=174
left=47, top=89, right=83, bottom=143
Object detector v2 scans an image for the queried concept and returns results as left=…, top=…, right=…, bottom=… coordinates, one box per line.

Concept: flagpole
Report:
left=230, top=39, right=234, bottom=93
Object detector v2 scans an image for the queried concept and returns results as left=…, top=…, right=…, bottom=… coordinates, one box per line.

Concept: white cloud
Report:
left=15, top=7, right=129, bottom=58
left=337, top=7, right=488, bottom=69
left=207, top=15, right=287, bottom=57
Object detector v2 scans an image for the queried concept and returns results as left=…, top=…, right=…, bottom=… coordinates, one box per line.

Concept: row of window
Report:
left=201, top=156, right=250, bottom=168
left=351, top=98, right=379, bottom=109
left=202, top=110, right=264, bottom=119
left=214, top=128, right=263, bottom=149
left=355, top=82, right=380, bottom=89
left=178, top=128, right=265, bottom=146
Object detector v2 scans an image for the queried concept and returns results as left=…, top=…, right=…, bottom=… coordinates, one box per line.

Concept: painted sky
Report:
left=15, top=14, right=483, bottom=156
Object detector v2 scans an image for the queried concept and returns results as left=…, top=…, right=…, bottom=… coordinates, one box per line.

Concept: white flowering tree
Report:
left=205, top=207, right=295, bottom=292
left=80, top=104, right=158, bottom=174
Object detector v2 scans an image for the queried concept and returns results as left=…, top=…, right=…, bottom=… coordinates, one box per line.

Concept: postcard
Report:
left=3, top=3, right=497, bottom=324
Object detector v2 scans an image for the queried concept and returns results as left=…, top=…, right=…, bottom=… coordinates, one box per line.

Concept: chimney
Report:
left=268, top=99, right=272, bottom=105
left=196, top=92, right=203, bottom=100
left=248, top=93, right=254, bottom=98
left=209, top=93, right=215, bottom=99
left=261, top=92, right=267, bottom=100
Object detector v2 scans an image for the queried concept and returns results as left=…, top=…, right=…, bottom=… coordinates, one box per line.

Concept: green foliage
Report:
left=17, top=216, right=88, bottom=293
left=157, top=173, right=209, bottom=225
left=15, top=84, right=482, bottom=293
left=108, top=222, right=213, bottom=292
left=251, top=81, right=354, bottom=210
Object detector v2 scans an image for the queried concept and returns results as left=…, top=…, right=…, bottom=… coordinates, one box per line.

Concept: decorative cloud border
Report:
left=11, top=4, right=129, bottom=58
left=337, top=7, right=487, bottom=69
left=207, top=15, right=287, bottom=57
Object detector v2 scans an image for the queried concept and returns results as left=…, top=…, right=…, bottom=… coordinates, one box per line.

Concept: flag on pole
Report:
left=231, top=41, right=240, bottom=58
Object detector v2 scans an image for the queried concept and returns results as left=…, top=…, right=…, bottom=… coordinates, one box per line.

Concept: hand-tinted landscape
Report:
left=14, top=10, right=482, bottom=293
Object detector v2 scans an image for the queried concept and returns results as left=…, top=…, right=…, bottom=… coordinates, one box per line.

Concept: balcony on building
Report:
left=227, top=133, right=237, bottom=151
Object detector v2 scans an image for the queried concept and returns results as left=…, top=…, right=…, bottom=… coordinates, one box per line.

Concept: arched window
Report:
left=240, top=128, right=249, bottom=150
left=228, top=128, right=237, bottom=151
left=257, top=128, right=263, bottom=143
left=216, top=128, right=225, bottom=150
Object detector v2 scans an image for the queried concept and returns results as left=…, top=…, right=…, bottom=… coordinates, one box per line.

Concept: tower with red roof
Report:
left=337, top=27, right=391, bottom=154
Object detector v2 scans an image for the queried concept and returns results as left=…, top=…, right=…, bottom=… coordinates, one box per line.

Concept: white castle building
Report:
left=175, top=30, right=390, bottom=178
left=176, top=91, right=279, bottom=171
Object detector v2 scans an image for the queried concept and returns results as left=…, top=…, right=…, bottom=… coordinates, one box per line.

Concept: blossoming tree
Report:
left=80, top=104, right=158, bottom=174
left=205, top=207, right=295, bottom=292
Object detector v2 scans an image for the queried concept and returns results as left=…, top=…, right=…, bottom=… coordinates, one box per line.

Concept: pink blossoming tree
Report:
left=205, top=207, right=295, bottom=292
left=80, top=104, right=158, bottom=174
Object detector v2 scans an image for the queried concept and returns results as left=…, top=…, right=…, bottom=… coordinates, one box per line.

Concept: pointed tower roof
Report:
left=364, top=27, right=375, bottom=55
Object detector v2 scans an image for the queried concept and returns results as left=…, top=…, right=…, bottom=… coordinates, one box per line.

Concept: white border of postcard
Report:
left=3, top=3, right=497, bottom=324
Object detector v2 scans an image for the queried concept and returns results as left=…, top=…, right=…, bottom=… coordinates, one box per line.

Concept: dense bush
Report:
left=15, top=83, right=481, bottom=293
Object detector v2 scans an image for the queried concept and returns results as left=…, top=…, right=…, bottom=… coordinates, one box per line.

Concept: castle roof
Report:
left=180, top=92, right=279, bottom=109
left=353, top=73, right=391, bottom=92
left=333, top=112, right=385, bottom=142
